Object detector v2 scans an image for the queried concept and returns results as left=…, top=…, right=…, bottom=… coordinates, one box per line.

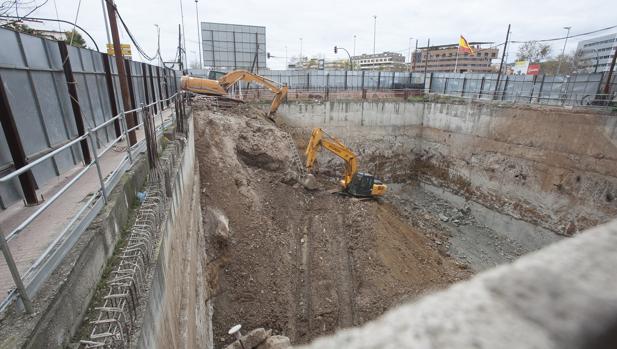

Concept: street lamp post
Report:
left=195, top=0, right=202, bottom=69
left=408, top=37, right=413, bottom=71
left=556, top=26, right=572, bottom=76
left=299, top=37, right=303, bottom=62
left=372, top=15, right=377, bottom=54
left=353, top=35, right=357, bottom=56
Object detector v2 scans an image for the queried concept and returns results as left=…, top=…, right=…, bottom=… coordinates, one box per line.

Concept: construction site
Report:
left=0, top=1, right=617, bottom=348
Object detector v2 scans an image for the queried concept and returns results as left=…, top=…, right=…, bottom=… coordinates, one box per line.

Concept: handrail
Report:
left=0, top=90, right=186, bottom=314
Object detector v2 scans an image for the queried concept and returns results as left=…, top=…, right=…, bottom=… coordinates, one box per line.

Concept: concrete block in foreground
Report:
left=298, top=219, right=617, bottom=349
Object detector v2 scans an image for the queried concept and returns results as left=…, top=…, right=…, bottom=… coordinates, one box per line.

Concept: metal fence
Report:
left=188, top=68, right=617, bottom=107
left=0, top=26, right=183, bottom=313
left=0, top=27, right=179, bottom=210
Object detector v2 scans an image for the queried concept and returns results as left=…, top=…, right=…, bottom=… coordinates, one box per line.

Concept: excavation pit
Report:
left=194, top=99, right=616, bottom=347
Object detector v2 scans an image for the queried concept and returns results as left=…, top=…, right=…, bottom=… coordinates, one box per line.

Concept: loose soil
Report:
left=194, top=100, right=470, bottom=348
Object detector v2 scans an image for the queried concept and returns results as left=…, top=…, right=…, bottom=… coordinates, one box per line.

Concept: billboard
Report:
left=202, top=22, right=266, bottom=71
left=512, top=60, right=529, bottom=75
left=527, top=64, right=541, bottom=75
left=106, top=43, right=132, bottom=59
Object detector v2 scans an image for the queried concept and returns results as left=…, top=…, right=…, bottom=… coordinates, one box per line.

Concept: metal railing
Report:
left=0, top=92, right=185, bottom=314
left=238, top=86, right=617, bottom=109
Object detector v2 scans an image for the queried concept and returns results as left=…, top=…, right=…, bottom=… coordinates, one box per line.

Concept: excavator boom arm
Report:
left=180, top=70, right=288, bottom=115
left=218, top=70, right=288, bottom=116
left=305, top=128, right=357, bottom=186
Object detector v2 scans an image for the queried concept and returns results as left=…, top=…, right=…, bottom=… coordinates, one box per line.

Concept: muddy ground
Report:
left=194, top=101, right=471, bottom=347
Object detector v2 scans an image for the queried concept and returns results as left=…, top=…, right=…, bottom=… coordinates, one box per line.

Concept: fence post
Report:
left=361, top=71, right=366, bottom=99
left=155, top=67, right=164, bottom=109
left=502, top=75, right=509, bottom=100
left=101, top=53, right=121, bottom=137
left=377, top=71, right=381, bottom=89
left=444, top=77, right=448, bottom=94
left=529, top=75, right=538, bottom=103
left=148, top=65, right=159, bottom=114
left=391, top=73, right=395, bottom=90
left=307, top=72, right=310, bottom=90
left=461, top=76, right=466, bottom=97
left=428, top=72, right=434, bottom=92
left=58, top=41, right=92, bottom=165
left=0, top=75, right=39, bottom=206
left=344, top=70, right=348, bottom=90
left=326, top=73, right=330, bottom=100
left=537, top=74, right=546, bottom=103
left=479, top=76, right=485, bottom=99
left=124, top=60, right=138, bottom=141
left=141, top=63, right=151, bottom=108
left=408, top=72, right=412, bottom=88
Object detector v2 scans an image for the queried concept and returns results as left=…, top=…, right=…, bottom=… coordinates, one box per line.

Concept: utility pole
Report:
left=372, top=15, right=377, bottom=54
left=556, top=26, right=572, bottom=76
left=423, top=38, right=430, bottom=89
left=179, top=0, right=187, bottom=70
left=106, top=0, right=136, bottom=145
left=412, top=39, right=418, bottom=72
left=494, top=24, right=511, bottom=100
left=195, top=0, right=202, bottom=69
left=408, top=37, right=413, bottom=71
left=177, top=24, right=184, bottom=71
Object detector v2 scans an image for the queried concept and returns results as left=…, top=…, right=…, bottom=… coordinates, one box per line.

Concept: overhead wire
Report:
left=511, top=24, right=617, bottom=44
left=68, top=0, right=82, bottom=46
left=104, top=0, right=160, bottom=62
left=0, top=14, right=100, bottom=51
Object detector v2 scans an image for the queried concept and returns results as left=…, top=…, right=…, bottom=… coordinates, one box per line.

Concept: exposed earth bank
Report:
left=194, top=101, right=469, bottom=347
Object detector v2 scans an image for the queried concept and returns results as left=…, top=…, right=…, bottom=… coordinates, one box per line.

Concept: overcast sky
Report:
left=25, top=0, right=617, bottom=69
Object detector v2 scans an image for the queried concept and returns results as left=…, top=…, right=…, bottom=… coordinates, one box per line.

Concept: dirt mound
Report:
left=194, top=102, right=469, bottom=347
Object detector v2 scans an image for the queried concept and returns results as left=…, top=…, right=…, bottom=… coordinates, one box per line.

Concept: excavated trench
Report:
left=195, top=99, right=617, bottom=348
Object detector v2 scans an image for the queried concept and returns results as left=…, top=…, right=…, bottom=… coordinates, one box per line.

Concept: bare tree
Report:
left=516, top=41, right=552, bottom=63
left=0, top=0, right=48, bottom=24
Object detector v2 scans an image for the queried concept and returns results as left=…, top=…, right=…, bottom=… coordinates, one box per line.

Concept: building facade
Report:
left=575, top=33, right=617, bottom=73
left=415, top=45, right=498, bottom=73
left=351, top=52, right=406, bottom=71
left=201, top=22, right=266, bottom=71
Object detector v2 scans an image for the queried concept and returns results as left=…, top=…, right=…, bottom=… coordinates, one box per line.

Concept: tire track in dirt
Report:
left=332, top=210, right=355, bottom=328
left=291, top=200, right=315, bottom=343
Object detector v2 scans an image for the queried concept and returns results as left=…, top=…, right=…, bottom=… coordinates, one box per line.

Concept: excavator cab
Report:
left=305, top=128, right=387, bottom=198
left=346, top=173, right=387, bottom=197
left=207, top=70, right=226, bottom=80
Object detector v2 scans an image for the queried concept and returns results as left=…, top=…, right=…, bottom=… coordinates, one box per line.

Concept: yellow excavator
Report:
left=180, top=70, right=288, bottom=116
left=305, top=128, right=387, bottom=197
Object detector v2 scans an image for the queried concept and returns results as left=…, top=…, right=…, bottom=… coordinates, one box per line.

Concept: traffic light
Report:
left=334, top=46, right=338, bottom=54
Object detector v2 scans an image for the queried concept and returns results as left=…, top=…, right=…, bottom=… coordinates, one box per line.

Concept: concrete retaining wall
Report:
left=279, top=101, right=617, bottom=235
left=0, top=114, right=212, bottom=348
left=135, top=117, right=212, bottom=348
left=298, top=218, right=617, bottom=349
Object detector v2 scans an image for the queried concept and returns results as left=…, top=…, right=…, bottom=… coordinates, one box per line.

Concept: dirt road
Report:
left=194, top=101, right=469, bottom=347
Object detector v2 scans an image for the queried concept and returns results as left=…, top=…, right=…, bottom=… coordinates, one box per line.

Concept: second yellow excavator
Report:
left=180, top=70, right=288, bottom=116
left=305, top=128, right=387, bottom=197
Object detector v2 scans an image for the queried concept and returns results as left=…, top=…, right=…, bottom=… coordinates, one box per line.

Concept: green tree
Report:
left=539, top=50, right=589, bottom=76
left=516, top=41, right=552, bottom=63
left=64, top=29, right=87, bottom=48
